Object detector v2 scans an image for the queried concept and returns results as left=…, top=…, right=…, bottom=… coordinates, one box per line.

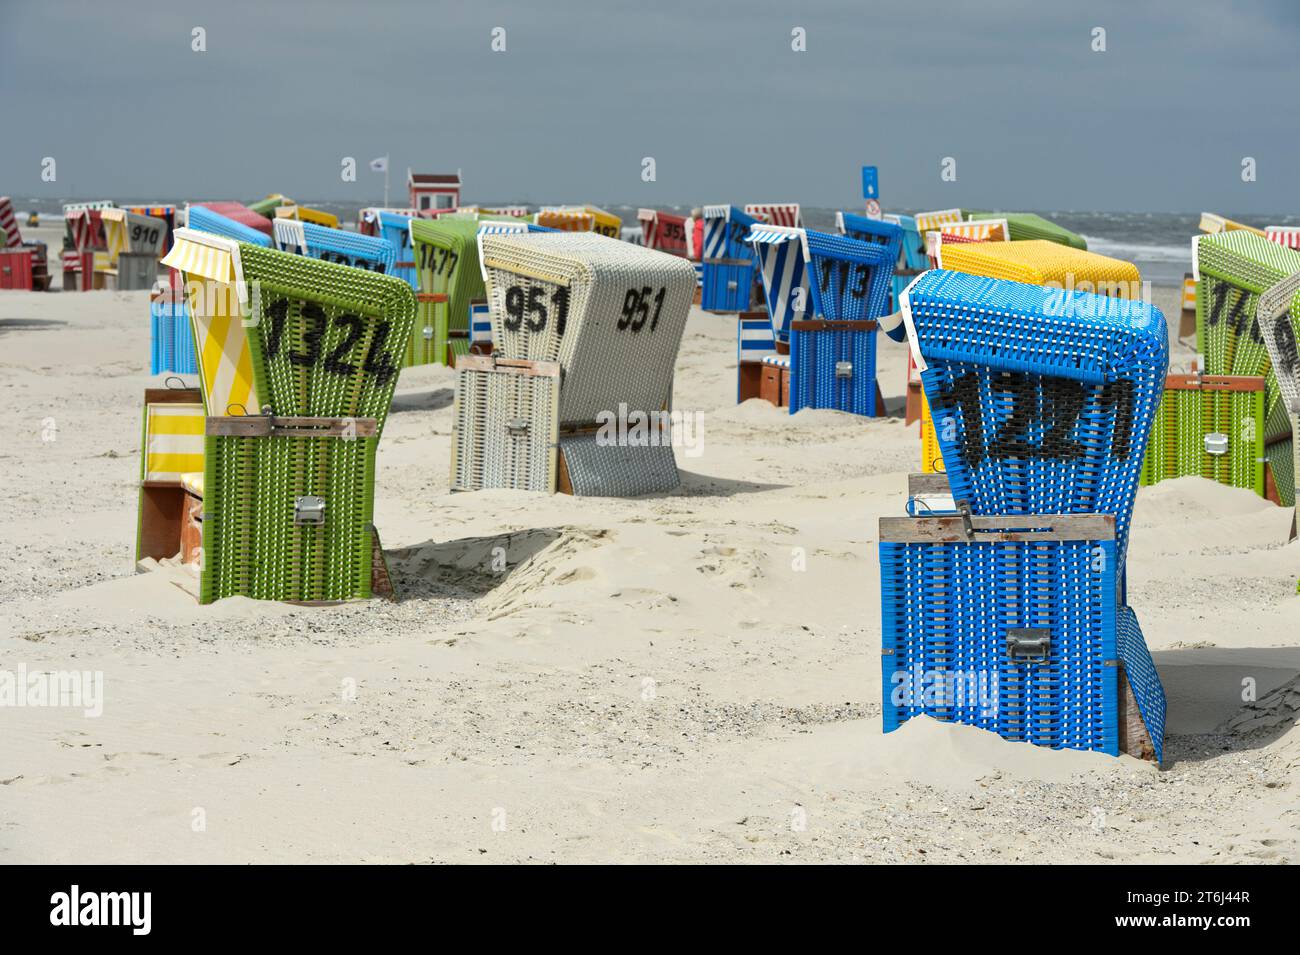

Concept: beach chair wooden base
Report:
left=759, top=362, right=789, bottom=407
left=136, top=387, right=206, bottom=563
left=200, top=416, right=381, bottom=604
left=1139, top=374, right=1267, bottom=496
left=880, top=509, right=1165, bottom=761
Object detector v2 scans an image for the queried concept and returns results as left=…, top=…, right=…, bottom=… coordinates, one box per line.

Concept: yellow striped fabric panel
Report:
left=1182, top=276, right=1197, bottom=310
left=161, top=235, right=258, bottom=416
left=915, top=208, right=963, bottom=233
left=101, top=210, right=129, bottom=263
left=145, top=403, right=205, bottom=482
left=941, top=220, right=1008, bottom=242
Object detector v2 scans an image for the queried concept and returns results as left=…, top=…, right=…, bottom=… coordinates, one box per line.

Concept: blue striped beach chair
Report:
left=272, top=218, right=397, bottom=274
left=736, top=309, right=780, bottom=403
left=468, top=301, right=493, bottom=353
left=879, top=270, right=1169, bottom=761
left=700, top=205, right=759, bottom=312
left=185, top=205, right=273, bottom=248
left=748, top=226, right=896, bottom=416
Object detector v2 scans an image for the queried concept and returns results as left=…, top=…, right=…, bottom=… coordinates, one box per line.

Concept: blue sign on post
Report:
left=861, top=166, right=879, bottom=200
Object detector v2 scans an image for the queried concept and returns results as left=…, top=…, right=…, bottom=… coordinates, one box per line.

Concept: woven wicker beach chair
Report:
left=700, top=205, right=760, bottom=312
left=882, top=270, right=1170, bottom=760
left=964, top=211, right=1087, bottom=249
left=149, top=287, right=197, bottom=375
left=1248, top=262, right=1300, bottom=528
left=637, top=209, right=689, bottom=256
left=407, top=218, right=486, bottom=367
left=187, top=204, right=273, bottom=248
left=748, top=225, right=897, bottom=416
left=835, top=212, right=903, bottom=272
left=272, top=218, right=397, bottom=274
left=1195, top=231, right=1300, bottom=505
left=456, top=232, right=696, bottom=495
left=744, top=203, right=801, bottom=228
left=158, top=228, right=414, bottom=603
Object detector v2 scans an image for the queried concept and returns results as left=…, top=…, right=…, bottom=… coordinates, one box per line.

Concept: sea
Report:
left=17, top=197, right=1299, bottom=290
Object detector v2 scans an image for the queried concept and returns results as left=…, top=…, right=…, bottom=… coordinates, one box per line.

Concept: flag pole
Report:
left=383, top=157, right=390, bottom=208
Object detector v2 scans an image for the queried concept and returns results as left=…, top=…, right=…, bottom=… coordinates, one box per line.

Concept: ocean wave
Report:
left=1081, top=235, right=1192, bottom=263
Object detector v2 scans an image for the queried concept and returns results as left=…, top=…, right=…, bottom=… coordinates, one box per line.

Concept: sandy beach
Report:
left=2, top=258, right=1297, bottom=865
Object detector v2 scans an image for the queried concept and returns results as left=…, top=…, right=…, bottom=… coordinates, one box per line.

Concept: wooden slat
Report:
left=206, top=416, right=378, bottom=437
left=880, top=513, right=1116, bottom=543
left=908, top=473, right=951, bottom=496
left=789, top=320, right=878, bottom=332
left=454, top=354, right=561, bottom=377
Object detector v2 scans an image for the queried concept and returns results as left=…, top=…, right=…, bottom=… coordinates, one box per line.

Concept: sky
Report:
left=1, top=0, right=1298, bottom=213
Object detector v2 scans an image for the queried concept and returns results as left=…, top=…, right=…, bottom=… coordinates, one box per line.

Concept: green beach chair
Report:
left=963, top=211, right=1088, bottom=250
left=1195, top=231, right=1300, bottom=503
left=408, top=218, right=484, bottom=367
left=161, top=228, right=414, bottom=603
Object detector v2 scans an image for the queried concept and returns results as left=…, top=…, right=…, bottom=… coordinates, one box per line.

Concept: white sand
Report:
left=1, top=279, right=1298, bottom=864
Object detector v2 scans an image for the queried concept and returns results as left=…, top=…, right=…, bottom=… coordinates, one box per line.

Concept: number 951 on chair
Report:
left=453, top=233, right=695, bottom=496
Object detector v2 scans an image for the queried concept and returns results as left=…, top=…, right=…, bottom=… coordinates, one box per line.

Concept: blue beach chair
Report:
left=185, top=205, right=272, bottom=248
left=748, top=226, right=897, bottom=416
left=700, top=205, right=759, bottom=312
left=879, top=270, right=1169, bottom=760
left=272, top=218, right=398, bottom=274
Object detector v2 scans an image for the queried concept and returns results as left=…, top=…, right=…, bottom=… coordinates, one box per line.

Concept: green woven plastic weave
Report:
left=237, top=244, right=416, bottom=430
left=408, top=218, right=485, bottom=367
left=1139, top=387, right=1265, bottom=494
left=963, top=211, right=1087, bottom=249
left=1196, top=233, right=1300, bottom=432
left=200, top=433, right=376, bottom=603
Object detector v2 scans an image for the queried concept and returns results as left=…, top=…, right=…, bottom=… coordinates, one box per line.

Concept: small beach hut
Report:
left=455, top=232, right=695, bottom=495
left=408, top=171, right=462, bottom=212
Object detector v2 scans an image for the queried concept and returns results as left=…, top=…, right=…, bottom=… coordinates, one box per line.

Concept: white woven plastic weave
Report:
left=478, top=232, right=696, bottom=426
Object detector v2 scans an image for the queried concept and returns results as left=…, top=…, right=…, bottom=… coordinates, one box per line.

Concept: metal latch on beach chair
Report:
left=1006, top=628, right=1050, bottom=663
left=294, top=495, right=326, bottom=525
left=835, top=360, right=853, bottom=379
left=1204, top=432, right=1229, bottom=456
left=506, top=417, right=530, bottom=436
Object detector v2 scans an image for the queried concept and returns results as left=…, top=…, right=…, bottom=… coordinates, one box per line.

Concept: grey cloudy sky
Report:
left=2, top=0, right=1297, bottom=212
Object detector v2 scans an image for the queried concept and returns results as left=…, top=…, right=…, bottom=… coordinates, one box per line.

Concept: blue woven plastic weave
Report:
left=149, top=294, right=197, bottom=375
left=903, top=270, right=1169, bottom=562
left=186, top=205, right=272, bottom=248
left=837, top=212, right=903, bottom=274
left=701, top=205, right=759, bottom=311
left=880, top=536, right=1119, bottom=754
left=274, top=219, right=397, bottom=273
left=376, top=211, right=419, bottom=289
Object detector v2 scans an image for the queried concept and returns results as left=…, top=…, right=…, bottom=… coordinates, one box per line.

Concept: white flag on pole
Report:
left=369, top=156, right=388, bottom=173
